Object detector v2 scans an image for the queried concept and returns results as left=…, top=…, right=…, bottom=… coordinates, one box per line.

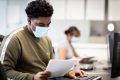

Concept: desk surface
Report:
left=49, top=69, right=120, bottom=80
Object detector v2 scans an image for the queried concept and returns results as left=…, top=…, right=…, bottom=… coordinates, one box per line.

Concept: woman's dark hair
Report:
left=25, top=0, right=54, bottom=18
left=65, top=26, right=80, bottom=36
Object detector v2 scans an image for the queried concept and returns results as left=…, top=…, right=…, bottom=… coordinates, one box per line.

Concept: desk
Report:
left=7, top=68, right=120, bottom=80
left=49, top=68, right=120, bottom=80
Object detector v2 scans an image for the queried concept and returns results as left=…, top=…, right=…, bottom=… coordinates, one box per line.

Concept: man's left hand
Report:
left=67, top=70, right=87, bottom=79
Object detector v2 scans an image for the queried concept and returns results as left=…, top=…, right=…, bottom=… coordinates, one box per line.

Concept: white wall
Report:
left=7, top=0, right=27, bottom=35
left=108, top=0, right=120, bottom=20
left=0, top=0, right=27, bottom=36
left=86, top=0, right=105, bottom=20
left=66, top=0, right=85, bottom=20
left=49, top=0, right=66, bottom=20
left=50, top=0, right=85, bottom=20
left=0, top=0, right=7, bottom=35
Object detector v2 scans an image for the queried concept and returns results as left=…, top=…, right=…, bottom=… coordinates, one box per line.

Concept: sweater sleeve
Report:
left=1, top=35, right=34, bottom=80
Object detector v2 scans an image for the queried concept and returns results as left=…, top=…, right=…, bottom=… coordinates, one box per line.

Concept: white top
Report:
left=57, top=40, right=74, bottom=59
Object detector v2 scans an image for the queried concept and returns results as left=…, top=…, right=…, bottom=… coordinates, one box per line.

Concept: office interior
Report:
left=0, top=0, right=120, bottom=80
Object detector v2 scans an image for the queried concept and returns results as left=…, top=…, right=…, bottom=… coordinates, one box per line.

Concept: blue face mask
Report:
left=33, top=26, right=49, bottom=38
left=71, top=37, right=80, bottom=43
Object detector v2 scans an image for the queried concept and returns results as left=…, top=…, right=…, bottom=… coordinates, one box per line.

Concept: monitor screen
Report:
left=111, top=32, right=120, bottom=78
left=108, top=32, right=114, bottom=64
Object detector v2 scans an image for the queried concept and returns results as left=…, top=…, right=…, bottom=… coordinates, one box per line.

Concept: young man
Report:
left=0, top=0, right=86, bottom=80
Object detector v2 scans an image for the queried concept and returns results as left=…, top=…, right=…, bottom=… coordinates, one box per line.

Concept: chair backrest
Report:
left=0, top=35, right=4, bottom=42
left=0, top=62, right=7, bottom=80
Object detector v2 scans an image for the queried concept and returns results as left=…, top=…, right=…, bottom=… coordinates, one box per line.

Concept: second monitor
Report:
left=109, top=32, right=120, bottom=78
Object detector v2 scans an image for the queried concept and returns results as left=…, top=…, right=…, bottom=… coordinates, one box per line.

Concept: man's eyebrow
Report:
left=36, top=23, right=45, bottom=26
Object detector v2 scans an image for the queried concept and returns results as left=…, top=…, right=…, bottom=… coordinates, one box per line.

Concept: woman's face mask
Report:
left=71, top=37, right=80, bottom=43
left=33, top=26, right=49, bottom=38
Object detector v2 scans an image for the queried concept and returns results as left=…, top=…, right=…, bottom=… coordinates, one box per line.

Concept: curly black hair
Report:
left=25, top=0, right=53, bottom=18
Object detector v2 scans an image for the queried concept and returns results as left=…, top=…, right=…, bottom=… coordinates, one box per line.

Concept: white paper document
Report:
left=46, top=59, right=78, bottom=78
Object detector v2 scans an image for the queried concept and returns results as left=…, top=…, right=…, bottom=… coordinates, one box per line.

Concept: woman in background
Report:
left=58, top=26, right=84, bottom=59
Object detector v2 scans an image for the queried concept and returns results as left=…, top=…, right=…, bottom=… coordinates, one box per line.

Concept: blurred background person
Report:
left=58, top=26, right=85, bottom=60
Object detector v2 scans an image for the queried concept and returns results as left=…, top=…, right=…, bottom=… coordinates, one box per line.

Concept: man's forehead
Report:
left=33, top=17, right=51, bottom=23
left=38, top=17, right=51, bottom=20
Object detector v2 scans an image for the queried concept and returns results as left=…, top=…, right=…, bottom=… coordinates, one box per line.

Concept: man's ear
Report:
left=27, top=17, right=31, bottom=24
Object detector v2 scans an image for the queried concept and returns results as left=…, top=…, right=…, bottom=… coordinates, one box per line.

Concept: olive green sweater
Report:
left=0, top=26, right=54, bottom=80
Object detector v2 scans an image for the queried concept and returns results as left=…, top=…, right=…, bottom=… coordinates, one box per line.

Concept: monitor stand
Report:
left=102, top=62, right=111, bottom=71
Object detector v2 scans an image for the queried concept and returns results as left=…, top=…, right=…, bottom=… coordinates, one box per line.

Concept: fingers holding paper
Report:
left=34, top=71, right=51, bottom=80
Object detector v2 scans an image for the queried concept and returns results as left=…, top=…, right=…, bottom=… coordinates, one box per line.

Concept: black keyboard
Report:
left=75, top=76, right=102, bottom=80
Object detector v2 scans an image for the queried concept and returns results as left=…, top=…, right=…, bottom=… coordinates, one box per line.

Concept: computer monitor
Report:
left=111, top=32, right=120, bottom=78
left=108, top=32, right=114, bottom=64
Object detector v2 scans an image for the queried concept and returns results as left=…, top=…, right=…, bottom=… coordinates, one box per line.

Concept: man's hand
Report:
left=67, top=70, right=87, bottom=79
left=34, top=71, right=51, bottom=80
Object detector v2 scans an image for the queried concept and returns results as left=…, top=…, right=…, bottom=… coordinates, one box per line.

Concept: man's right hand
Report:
left=34, top=71, right=51, bottom=80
